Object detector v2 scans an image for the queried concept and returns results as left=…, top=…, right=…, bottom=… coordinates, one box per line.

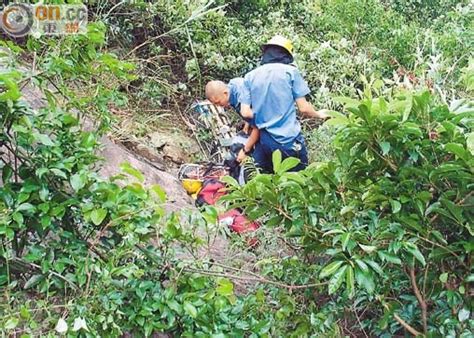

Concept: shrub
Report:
left=224, top=89, right=474, bottom=336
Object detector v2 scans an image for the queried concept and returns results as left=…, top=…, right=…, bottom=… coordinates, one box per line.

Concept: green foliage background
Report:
left=1, top=0, right=473, bottom=336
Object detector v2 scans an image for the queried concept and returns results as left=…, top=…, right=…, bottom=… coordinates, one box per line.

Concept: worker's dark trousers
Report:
left=252, top=130, right=308, bottom=174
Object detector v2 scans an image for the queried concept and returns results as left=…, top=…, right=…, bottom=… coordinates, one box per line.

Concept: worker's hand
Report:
left=316, top=109, right=331, bottom=120
left=242, top=122, right=250, bottom=134
left=240, top=104, right=253, bottom=119
left=237, top=149, right=247, bottom=163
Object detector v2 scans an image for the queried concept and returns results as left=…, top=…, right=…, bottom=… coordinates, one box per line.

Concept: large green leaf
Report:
left=272, top=150, right=282, bottom=173
left=324, top=110, right=349, bottom=127
left=333, top=96, right=360, bottom=108
left=70, top=174, right=86, bottom=192
left=120, top=162, right=145, bottom=182
left=441, top=198, right=465, bottom=223
left=377, top=251, right=402, bottom=265
left=320, top=260, right=344, bottom=279
left=24, top=274, right=45, bottom=289
left=378, top=141, right=391, bottom=155
left=467, top=132, right=474, bottom=155
left=16, top=203, right=35, bottom=213
left=341, top=232, right=351, bottom=251
left=458, top=308, right=470, bottom=322
left=328, top=265, right=347, bottom=295
left=2, top=164, right=13, bottom=183
left=220, top=175, right=239, bottom=188
left=35, top=133, right=55, bottom=146
left=404, top=243, right=426, bottom=266
left=90, top=208, right=107, bottom=226
left=445, top=143, right=469, bottom=162
left=346, top=266, right=355, bottom=298
left=359, top=244, right=377, bottom=254
left=183, top=302, right=198, bottom=319
left=151, top=184, right=167, bottom=202
left=0, top=71, right=21, bottom=101
left=390, top=199, right=401, bottom=213
left=277, top=157, right=300, bottom=175
left=355, top=268, right=375, bottom=294
left=4, top=317, right=19, bottom=330
left=216, top=278, right=234, bottom=297
left=167, top=299, right=182, bottom=314
left=366, top=260, right=384, bottom=276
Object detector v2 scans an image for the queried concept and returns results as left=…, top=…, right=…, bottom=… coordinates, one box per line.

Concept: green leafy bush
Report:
left=224, top=89, right=473, bottom=336
left=1, top=1, right=473, bottom=336
left=0, top=27, right=332, bottom=338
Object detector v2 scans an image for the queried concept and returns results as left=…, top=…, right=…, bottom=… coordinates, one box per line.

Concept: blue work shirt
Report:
left=228, top=77, right=255, bottom=126
left=228, top=77, right=244, bottom=112
left=241, top=63, right=310, bottom=145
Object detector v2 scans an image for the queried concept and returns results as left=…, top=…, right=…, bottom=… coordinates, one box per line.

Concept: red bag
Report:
left=196, top=180, right=260, bottom=244
left=218, top=209, right=260, bottom=234
left=196, top=179, right=227, bottom=206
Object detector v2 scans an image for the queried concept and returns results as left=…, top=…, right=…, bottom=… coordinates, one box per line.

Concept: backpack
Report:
left=195, top=179, right=227, bottom=207
left=218, top=209, right=260, bottom=234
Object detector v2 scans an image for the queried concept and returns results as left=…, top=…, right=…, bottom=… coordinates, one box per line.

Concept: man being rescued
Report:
left=205, top=78, right=259, bottom=163
left=206, top=35, right=329, bottom=173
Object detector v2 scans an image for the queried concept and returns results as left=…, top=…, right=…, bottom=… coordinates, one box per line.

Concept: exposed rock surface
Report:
left=21, top=85, right=250, bottom=288
left=22, top=85, right=193, bottom=211
left=98, top=136, right=192, bottom=211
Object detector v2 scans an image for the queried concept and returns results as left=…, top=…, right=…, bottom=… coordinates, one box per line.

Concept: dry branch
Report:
left=184, top=267, right=327, bottom=292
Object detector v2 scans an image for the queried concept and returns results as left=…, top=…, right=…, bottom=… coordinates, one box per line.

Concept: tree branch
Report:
left=125, top=3, right=227, bottom=58
left=184, top=267, right=327, bottom=292
left=393, top=313, right=422, bottom=337
left=382, top=302, right=422, bottom=337
left=2, top=257, right=79, bottom=290
left=409, top=267, right=428, bottom=335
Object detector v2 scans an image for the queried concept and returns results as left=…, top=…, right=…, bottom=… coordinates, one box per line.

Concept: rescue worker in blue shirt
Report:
left=240, top=35, right=330, bottom=173
left=205, top=78, right=260, bottom=162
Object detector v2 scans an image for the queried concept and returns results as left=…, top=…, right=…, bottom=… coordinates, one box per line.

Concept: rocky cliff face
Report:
left=98, top=136, right=192, bottom=211
left=22, top=85, right=193, bottom=212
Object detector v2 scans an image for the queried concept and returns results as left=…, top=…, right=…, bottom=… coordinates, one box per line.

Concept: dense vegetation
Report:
left=1, top=0, right=473, bottom=336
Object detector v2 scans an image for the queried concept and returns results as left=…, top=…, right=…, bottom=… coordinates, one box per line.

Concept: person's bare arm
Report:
left=245, top=127, right=259, bottom=151
left=242, top=121, right=250, bottom=134
left=295, top=97, right=329, bottom=119
left=240, top=104, right=253, bottom=119
left=237, top=127, right=260, bottom=162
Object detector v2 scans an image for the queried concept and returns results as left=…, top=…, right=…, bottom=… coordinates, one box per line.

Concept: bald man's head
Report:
left=205, top=80, right=230, bottom=107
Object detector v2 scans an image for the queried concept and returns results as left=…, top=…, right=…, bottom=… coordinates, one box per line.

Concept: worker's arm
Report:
left=295, top=97, right=330, bottom=119
left=245, top=127, right=260, bottom=151
left=237, top=127, right=260, bottom=162
left=242, top=121, right=250, bottom=134
left=240, top=103, right=253, bottom=119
